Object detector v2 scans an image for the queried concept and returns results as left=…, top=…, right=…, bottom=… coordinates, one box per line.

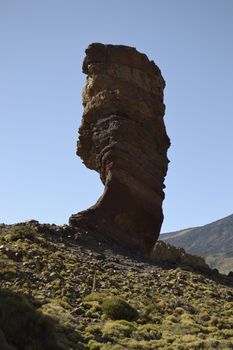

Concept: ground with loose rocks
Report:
left=0, top=221, right=232, bottom=349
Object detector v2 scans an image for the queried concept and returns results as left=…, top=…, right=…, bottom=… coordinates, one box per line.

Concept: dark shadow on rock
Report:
left=38, top=222, right=233, bottom=289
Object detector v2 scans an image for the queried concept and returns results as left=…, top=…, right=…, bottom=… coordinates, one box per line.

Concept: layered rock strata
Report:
left=69, top=43, right=170, bottom=253
left=151, top=241, right=210, bottom=272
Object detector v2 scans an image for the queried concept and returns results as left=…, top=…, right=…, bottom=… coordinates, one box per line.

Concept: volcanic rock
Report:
left=69, top=43, right=170, bottom=253
left=151, top=241, right=210, bottom=272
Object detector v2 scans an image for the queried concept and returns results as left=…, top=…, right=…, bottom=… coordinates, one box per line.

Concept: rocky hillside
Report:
left=162, top=214, right=233, bottom=274
left=0, top=221, right=232, bottom=350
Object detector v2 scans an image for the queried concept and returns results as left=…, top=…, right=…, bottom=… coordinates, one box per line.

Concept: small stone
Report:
left=49, top=272, right=58, bottom=279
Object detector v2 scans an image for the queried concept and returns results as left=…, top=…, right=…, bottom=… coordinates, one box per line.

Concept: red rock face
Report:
left=69, top=43, right=170, bottom=254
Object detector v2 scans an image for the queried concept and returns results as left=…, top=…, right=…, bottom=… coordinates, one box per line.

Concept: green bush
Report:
left=6, top=225, right=37, bottom=241
left=88, top=339, right=102, bottom=350
left=136, top=324, right=162, bottom=341
left=102, top=320, right=135, bottom=338
left=0, top=289, right=63, bottom=350
left=102, top=297, right=138, bottom=321
left=84, top=292, right=107, bottom=303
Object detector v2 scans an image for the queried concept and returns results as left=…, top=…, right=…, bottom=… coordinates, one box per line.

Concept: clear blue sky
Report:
left=0, top=0, right=232, bottom=232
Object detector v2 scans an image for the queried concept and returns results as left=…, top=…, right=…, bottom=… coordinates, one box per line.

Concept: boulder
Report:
left=69, top=43, right=170, bottom=253
left=151, top=241, right=210, bottom=272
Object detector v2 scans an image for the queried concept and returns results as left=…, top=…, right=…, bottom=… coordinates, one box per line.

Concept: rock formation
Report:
left=69, top=43, right=170, bottom=253
left=151, top=241, right=210, bottom=272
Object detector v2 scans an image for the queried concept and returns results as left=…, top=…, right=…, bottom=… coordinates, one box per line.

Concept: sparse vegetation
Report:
left=5, top=224, right=37, bottom=241
left=0, top=222, right=232, bottom=349
left=0, top=289, right=62, bottom=350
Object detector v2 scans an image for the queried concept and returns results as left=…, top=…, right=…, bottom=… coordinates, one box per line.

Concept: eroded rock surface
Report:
left=151, top=241, right=210, bottom=272
left=69, top=43, right=170, bottom=253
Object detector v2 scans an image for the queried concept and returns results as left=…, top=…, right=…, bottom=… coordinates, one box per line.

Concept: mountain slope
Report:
left=162, top=214, right=233, bottom=274
left=0, top=221, right=232, bottom=349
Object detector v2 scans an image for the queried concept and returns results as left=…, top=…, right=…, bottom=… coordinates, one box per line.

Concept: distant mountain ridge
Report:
left=162, top=214, right=233, bottom=274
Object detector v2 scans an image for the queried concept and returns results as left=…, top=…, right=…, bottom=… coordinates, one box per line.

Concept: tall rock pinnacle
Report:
left=69, top=43, right=170, bottom=254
